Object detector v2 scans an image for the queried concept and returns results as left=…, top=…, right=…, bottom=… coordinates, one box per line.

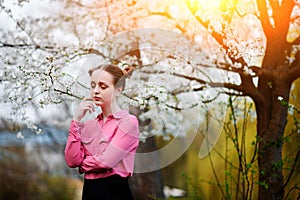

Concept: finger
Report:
left=84, top=105, right=95, bottom=113
left=85, top=102, right=95, bottom=112
left=83, top=97, right=93, bottom=102
left=81, top=101, right=94, bottom=109
left=88, top=108, right=94, bottom=113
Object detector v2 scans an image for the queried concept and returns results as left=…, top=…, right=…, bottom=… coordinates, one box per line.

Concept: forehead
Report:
left=91, top=69, right=114, bottom=84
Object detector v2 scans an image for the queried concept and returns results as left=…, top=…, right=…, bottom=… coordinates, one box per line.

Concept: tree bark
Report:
left=255, top=78, right=291, bottom=200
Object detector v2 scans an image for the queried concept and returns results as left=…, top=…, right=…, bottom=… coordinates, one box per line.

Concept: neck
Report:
left=101, top=101, right=121, bottom=119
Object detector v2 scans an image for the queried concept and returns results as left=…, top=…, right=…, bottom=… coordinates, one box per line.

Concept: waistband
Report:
left=84, top=175, right=128, bottom=184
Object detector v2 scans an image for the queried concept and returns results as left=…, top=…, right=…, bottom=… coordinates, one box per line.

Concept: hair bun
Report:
left=122, top=66, right=134, bottom=76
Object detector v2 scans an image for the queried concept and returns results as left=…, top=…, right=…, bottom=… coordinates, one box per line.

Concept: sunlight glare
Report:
left=186, top=0, right=234, bottom=12
left=169, top=4, right=180, bottom=18
left=198, top=0, right=222, bottom=9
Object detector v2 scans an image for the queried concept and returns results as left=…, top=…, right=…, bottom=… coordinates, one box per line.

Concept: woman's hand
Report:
left=73, top=98, right=95, bottom=122
left=78, top=166, right=112, bottom=174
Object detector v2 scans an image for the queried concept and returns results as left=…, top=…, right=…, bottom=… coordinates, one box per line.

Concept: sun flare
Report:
left=185, top=0, right=234, bottom=12
left=197, top=0, right=223, bottom=9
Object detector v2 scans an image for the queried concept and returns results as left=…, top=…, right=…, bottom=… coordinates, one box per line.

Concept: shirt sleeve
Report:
left=81, top=116, right=139, bottom=172
left=64, top=120, right=85, bottom=168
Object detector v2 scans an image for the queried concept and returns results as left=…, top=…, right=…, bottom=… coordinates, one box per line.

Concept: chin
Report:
left=94, top=103, right=102, bottom=106
left=93, top=101, right=102, bottom=106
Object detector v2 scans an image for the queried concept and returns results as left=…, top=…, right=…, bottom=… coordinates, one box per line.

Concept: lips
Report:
left=93, top=97, right=102, bottom=101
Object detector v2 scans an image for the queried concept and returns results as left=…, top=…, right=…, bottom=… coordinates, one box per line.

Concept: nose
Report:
left=92, top=85, right=101, bottom=95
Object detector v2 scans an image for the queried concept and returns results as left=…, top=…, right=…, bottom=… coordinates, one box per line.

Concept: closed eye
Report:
left=99, top=83, right=108, bottom=89
left=90, top=81, right=109, bottom=89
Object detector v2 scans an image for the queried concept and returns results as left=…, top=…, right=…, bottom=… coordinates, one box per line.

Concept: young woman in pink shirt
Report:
left=65, top=64, right=139, bottom=200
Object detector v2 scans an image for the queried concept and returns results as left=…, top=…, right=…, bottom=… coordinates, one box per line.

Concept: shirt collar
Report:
left=112, top=110, right=129, bottom=119
left=96, top=110, right=129, bottom=120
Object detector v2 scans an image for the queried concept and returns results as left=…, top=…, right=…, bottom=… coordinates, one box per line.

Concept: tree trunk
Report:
left=129, top=137, right=165, bottom=200
left=128, top=105, right=165, bottom=199
left=121, top=40, right=165, bottom=199
left=255, top=80, right=291, bottom=200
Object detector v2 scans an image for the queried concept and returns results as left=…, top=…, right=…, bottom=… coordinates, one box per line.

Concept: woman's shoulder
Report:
left=122, top=113, right=139, bottom=126
left=128, top=114, right=138, bottom=124
left=114, top=110, right=138, bottom=123
left=117, top=112, right=139, bottom=135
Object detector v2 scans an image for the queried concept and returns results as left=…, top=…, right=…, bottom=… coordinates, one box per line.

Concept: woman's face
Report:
left=90, top=69, right=121, bottom=107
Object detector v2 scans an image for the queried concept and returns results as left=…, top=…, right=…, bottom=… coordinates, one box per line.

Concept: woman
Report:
left=65, top=64, right=139, bottom=200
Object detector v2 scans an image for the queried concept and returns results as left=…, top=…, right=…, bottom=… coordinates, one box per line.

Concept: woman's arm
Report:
left=64, top=120, right=85, bottom=168
left=65, top=98, right=94, bottom=168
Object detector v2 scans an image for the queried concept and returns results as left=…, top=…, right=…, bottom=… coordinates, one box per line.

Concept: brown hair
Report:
left=88, top=64, right=132, bottom=90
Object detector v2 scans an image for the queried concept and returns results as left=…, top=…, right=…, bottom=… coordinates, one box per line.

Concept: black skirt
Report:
left=82, top=175, right=134, bottom=200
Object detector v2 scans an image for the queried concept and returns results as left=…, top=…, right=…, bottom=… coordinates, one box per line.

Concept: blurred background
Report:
left=0, top=0, right=299, bottom=199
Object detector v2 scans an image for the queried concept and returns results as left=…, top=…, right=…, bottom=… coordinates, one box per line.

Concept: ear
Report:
left=115, top=86, right=123, bottom=96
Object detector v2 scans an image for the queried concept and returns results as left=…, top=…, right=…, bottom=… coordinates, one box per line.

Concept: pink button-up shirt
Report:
left=65, top=110, right=139, bottom=179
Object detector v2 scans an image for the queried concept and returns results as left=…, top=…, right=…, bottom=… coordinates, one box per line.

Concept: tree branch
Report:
left=0, top=42, right=68, bottom=53
left=256, top=0, right=273, bottom=37
left=148, top=11, right=187, bottom=33
left=0, top=42, right=39, bottom=49
left=269, top=0, right=280, bottom=18
left=285, top=63, right=300, bottom=84
left=172, top=71, right=267, bottom=104
left=0, top=4, right=38, bottom=46
left=291, top=35, right=300, bottom=45
left=273, top=0, right=295, bottom=38
left=172, top=71, right=244, bottom=94
left=290, top=50, right=300, bottom=68
left=103, top=0, right=112, bottom=37
left=186, top=1, right=250, bottom=69
left=53, top=88, right=83, bottom=100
